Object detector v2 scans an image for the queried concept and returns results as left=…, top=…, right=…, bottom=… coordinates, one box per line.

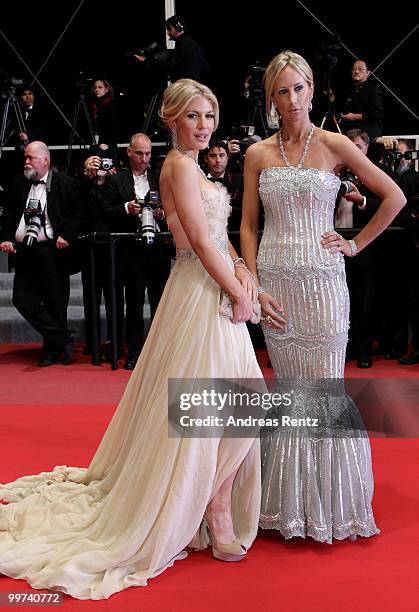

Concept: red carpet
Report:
left=0, top=344, right=418, bottom=611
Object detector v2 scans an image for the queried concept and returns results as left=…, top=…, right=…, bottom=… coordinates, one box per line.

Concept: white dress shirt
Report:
left=15, top=173, right=53, bottom=243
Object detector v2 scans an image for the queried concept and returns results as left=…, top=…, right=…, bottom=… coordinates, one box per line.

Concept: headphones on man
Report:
left=166, top=15, right=186, bottom=32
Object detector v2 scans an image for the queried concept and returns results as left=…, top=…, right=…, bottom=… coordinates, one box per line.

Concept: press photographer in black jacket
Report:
left=88, top=78, right=118, bottom=162
left=339, top=59, right=383, bottom=141
left=134, top=15, right=209, bottom=83
left=335, top=129, right=382, bottom=368
left=99, top=133, right=172, bottom=370
left=0, top=141, right=85, bottom=366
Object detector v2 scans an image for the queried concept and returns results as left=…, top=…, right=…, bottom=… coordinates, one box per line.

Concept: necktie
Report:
left=31, top=180, right=45, bottom=186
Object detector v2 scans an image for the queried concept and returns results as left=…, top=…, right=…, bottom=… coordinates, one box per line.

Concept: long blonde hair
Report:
left=263, top=50, right=314, bottom=115
left=159, top=79, right=219, bottom=130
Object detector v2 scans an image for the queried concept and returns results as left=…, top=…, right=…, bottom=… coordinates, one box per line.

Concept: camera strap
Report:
left=45, top=169, right=53, bottom=194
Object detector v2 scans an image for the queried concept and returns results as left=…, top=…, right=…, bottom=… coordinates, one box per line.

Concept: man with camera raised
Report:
left=134, top=15, right=209, bottom=83
left=90, top=133, right=171, bottom=370
left=335, top=129, right=382, bottom=368
left=0, top=141, right=85, bottom=366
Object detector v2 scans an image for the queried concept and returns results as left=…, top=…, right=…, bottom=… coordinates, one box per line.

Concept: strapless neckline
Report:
left=165, top=182, right=228, bottom=225
left=260, top=166, right=340, bottom=181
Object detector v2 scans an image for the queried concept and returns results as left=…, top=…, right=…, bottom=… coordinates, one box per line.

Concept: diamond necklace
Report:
left=278, top=123, right=315, bottom=169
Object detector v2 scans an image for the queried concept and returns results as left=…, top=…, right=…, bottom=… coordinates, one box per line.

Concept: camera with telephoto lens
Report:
left=382, top=149, right=419, bottom=165
left=229, top=124, right=261, bottom=156
left=338, top=180, right=355, bottom=197
left=124, top=41, right=159, bottom=58
left=337, top=168, right=360, bottom=197
left=23, top=199, right=44, bottom=247
left=137, top=190, right=160, bottom=246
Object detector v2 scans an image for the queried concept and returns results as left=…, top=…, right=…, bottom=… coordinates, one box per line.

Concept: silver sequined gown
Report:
left=257, top=166, right=380, bottom=543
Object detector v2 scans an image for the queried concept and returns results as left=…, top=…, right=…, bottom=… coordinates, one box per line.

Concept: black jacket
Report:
left=147, top=33, right=209, bottom=83
left=340, top=80, right=384, bottom=141
left=88, top=95, right=118, bottom=151
left=100, top=168, right=160, bottom=233
left=0, top=171, right=86, bottom=244
left=99, top=167, right=173, bottom=258
left=14, top=103, right=49, bottom=144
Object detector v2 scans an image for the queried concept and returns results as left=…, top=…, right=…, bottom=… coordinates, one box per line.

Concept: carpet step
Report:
left=0, top=269, right=151, bottom=342
left=0, top=272, right=83, bottom=291
left=1, top=288, right=91, bottom=307
left=0, top=306, right=107, bottom=343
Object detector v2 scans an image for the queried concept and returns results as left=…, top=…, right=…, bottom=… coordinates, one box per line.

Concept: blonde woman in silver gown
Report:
left=0, top=80, right=262, bottom=599
left=241, top=51, right=406, bottom=543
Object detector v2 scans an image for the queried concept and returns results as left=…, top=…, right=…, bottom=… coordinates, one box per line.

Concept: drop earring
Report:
left=268, top=102, right=280, bottom=129
left=308, top=99, right=313, bottom=112
left=171, top=126, right=178, bottom=149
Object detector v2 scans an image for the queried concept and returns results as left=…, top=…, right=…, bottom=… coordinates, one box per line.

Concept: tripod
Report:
left=0, top=88, right=28, bottom=160
left=65, top=93, right=96, bottom=173
left=141, top=87, right=164, bottom=136
left=246, top=95, right=270, bottom=139
left=319, top=61, right=341, bottom=133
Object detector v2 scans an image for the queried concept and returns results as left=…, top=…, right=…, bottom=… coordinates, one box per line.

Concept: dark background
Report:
left=1, top=0, right=418, bottom=146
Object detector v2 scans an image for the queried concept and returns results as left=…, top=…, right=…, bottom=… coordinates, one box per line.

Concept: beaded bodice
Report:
left=167, top=182, right=232, bottom=257
left=258, top=166, right=343, bottom=274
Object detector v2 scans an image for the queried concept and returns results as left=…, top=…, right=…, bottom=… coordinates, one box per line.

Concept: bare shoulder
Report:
left=161, top=150, right=196, bottom=185
left=314, top=128, right=358, bottom=169
left=319, top=129, right=352, bottom=155
left=245, top=134, right=276, bottom=170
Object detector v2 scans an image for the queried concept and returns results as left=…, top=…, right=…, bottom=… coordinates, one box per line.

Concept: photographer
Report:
left=88, top=78, right=118, bottom=162
left=369, top=137, right=419, bottom=362
left=16, top=85, right=49, bottom=146
left=339, top=59, right=383, bottom=140
left=99, top=133, right=171, bottom=370
left=204, top=138, right=243, bottom=253
left=335, top=129, right=382, bottom=368
left=134, top=15, right=209, bottom=83
left=397, top=140, right=419, bottom=365
left=380, top=138, right=419, bottom=365
left=80, top=155, right=123, bottom=360
left=0, top=141, right=85, bottom=366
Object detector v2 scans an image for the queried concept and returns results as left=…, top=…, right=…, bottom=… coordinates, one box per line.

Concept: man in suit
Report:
left=339, top=59, right=384, bottom=141
left=16, top=86, right=49, bottom=145
left=204, top=138, right=243, bottom=253
left=100, top=133, right=171, bottom=370
left=335, top=129, right=382, bottom=368
left=0, top=141, right=85, bottom=366
left=134, top=15, right=209, bottom=83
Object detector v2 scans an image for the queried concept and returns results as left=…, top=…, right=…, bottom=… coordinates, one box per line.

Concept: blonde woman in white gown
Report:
left=0, top=80, right=262, bottom=600
left=241, top=51, right=406, bottom=543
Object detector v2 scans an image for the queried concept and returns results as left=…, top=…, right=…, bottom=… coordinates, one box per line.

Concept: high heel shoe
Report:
left=203, top=510, right=247, bottom=562
left=211, top=538, right=247, bottom=562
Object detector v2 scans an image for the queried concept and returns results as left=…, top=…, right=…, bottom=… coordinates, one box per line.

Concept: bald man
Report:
left=0, top=141, right=85, bottom=366
left=99, top=133, right=171, bottom=369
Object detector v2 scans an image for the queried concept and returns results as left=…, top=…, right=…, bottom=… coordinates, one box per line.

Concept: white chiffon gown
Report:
left=0, top=182, right=262, bottom=600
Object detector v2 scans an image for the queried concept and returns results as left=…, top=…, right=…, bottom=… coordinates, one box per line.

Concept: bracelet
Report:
left=257, top=286, right=265, bottom=295
left=234, top=264, right=256, bottom=283
left=232, top=257, right=246, bottom=266
left=348, top=239, right=358, bottom=257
